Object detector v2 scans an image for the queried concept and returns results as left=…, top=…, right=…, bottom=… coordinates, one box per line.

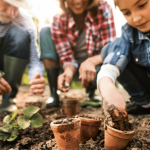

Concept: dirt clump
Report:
left=102, top=99, right=129, bottom=131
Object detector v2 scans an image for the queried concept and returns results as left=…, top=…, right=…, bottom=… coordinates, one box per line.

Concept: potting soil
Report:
left=0, top=86, right=150, bottom=150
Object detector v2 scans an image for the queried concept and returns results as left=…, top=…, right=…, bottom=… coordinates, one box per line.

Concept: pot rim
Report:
left=106, top=124, right=136, bottom=139
left=61, top=98, right=79, bottom=102
left=50, top=118, right=80, bottom=127
left=78, top=117, right=102, bottom=127
left=50, top=118, right=81, bottom=133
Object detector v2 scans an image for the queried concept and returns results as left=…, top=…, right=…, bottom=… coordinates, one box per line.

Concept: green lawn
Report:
left=22, top=67, right=83, bottom=89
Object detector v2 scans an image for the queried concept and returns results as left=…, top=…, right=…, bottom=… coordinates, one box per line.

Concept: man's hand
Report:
left=102, top=99, right=129, bottom=131
left=79, top=59, right=96, bottom=88
left=0, top=78, right=12, bottom=95
left=29, top=74, right=46, bottom=97
left=57, top=69, right=74, bottom=92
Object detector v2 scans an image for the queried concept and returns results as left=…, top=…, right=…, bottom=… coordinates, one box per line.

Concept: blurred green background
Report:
left=22, top=66, right=83, bottom=89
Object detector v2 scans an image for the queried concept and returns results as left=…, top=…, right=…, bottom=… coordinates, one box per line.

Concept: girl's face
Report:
left=66, top=0, right=90, bottom=14
left=117, top=0, right=150, bottom=32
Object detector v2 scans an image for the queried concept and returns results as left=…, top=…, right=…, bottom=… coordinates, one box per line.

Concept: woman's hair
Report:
left=114, top=0, right=117, bottom=6
left=58, top=0, right=100, bottom=15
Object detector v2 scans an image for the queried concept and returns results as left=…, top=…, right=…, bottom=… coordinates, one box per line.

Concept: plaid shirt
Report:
left=51, top=0, right=116, bottom=67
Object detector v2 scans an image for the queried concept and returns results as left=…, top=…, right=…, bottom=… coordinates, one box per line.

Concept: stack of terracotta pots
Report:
left=50, top=116, right=136, bottom=150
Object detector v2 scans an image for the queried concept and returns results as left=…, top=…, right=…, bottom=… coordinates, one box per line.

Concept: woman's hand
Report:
left=29, top=74, right=46, bottom=97
left=79, top=58, right=96, bottom=88
left=0, top=78, right=12, bottom=95
left=57, top=64, right=76, bottom=92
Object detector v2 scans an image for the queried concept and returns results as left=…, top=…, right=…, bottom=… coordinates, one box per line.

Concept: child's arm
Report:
left=97, top=66, right=128, bottom=130
left=98, top=76, right=126, bottom=112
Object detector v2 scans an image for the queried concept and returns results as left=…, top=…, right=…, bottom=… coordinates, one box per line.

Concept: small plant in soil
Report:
left=0, top=106, right=43, bottom=142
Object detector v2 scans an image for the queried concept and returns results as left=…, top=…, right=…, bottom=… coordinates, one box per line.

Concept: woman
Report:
left=40, top=0, right=116, bottom=108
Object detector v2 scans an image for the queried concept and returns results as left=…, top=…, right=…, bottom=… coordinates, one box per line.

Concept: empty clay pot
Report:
left=77, top=115, right=102, bottom=144
left=62, top=98, right=79, bottom=115
left=50, top=118, right=81, bottom=150
left=105, top=124, right=135, bottom=150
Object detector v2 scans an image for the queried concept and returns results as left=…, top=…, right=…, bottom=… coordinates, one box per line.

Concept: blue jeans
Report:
left=101, top=44, right=150, bottom=105
left=40, top=26, right=102, bottom=88
left=0, top=25, right=30, bottom=71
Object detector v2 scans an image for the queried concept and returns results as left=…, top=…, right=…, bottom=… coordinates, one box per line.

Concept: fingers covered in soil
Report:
left=103, top=99, right=129, bottom=131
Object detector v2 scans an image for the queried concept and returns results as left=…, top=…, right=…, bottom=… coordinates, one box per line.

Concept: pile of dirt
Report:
left=0, top=85, right=150, bottom=150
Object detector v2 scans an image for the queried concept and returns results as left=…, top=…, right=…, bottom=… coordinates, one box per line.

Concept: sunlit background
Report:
left=21, top=0, right=126, bottom=37
left=21, top=0, right=127, bottom=84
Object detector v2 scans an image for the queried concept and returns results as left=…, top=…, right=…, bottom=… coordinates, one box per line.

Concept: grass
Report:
left=22, top=67, right=83, bottom=89
left=22, top=67, right=119, bottom=89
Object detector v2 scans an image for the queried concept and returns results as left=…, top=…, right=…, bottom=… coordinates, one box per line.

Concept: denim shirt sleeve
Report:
left=103, top=28, right=131, bottom=73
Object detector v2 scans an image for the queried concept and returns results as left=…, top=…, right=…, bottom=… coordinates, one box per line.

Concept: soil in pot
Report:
left=76, top=114, right=102, bottom=144
left=103, top=100, right=136, bottom=150
left=50, top=118, right=81, bottom=150
left=62, top=97, right=79, bottom=116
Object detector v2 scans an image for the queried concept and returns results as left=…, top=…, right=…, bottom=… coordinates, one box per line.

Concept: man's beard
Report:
left=0, top=12, right=14, bottom=23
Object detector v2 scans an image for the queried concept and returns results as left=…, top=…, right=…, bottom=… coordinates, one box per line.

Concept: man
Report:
left=0, top=0, right=45, bottom=113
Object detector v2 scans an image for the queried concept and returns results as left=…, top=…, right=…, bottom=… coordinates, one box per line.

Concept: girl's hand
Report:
left=79, top=59, right=96, bottom=88
left=57, top=69, right=74, bottom=92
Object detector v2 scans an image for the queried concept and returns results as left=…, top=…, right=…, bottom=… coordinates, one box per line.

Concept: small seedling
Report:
left=0, top=106, right=43, bottom=142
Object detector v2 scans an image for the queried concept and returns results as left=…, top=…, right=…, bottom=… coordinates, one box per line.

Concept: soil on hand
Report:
left=103, top=99, right=129, bottom=131
left=0, top=85, right=150, bottom=150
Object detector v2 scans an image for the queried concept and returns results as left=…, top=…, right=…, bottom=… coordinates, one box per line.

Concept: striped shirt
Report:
left=0, top=10, right=44, bottom=80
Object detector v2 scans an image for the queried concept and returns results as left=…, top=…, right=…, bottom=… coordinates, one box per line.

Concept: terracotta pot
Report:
left=105, top=124, right=135, bottom=150
left=78, top=116, right=102, bottom=144
left=50, top=118, right=81, bottom=150
left=62, top=98, right=79, bottom=116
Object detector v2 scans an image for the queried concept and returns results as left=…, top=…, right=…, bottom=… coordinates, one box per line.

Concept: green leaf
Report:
left=11, top=122, right=19, bottom=129
left=3, top=115, right=11, bottom=124
left=23, top=107, right=40, bottom=119
left=7, top=130, right=19, bottom=141
left=0, top=125, right=13, bottom=133
left=3, top=110, right=18, bottom=125
left=30, top=113, right=43, bottom=128
left=10, top=110, right=18, bottom=122
left=0, top=131, right=10, bottom=141
left=18, top=115, right=30, bottom=129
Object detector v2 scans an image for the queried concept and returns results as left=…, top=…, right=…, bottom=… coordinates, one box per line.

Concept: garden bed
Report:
left=0, top=85, right=150, bottom=150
